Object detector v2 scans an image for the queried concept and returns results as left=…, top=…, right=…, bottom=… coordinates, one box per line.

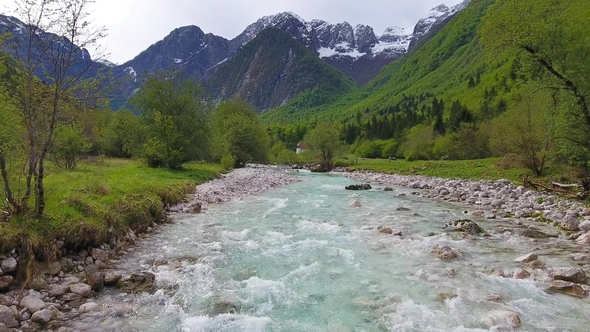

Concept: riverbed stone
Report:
left=383, top=187, right=393, bottom=192
left=79, top=302, right=99, bottom=313
left=549, top=280, right=587, bottom=297
left=69, top=283, right=92, bottom=297
left=91, top=248, right=109, bottom=262
left=85, top=265, right=104, bottom=292
left=570, top=253, right=590, bottom=262
left=104, top=271, right=122, bottom=285
left=484, top=310, right=521, bottom=328
left=117, top=272, right=155, bottom=293
left=20, top=296, right=46, bottom=313
left=513, top=268, right=530, bottom=279
left=49, top=284, right=70, bottom=297
left=515, top=253, right=538, bottom=263
left=60, top=258, right=74, bottom=273
left=577, top=233, right=590, bottom=244
left=431, top=245, right=459, bottom=260
left=349, top=200, right=362, bottom=208
left=0, top=258, right=16, bottom=274
left=550, top=267, right=588, bottom=284
left=444, top=219, right=484, bottom=235
left=48, top=261, right=61, bottom=276
left=0, top=323, right=7, bottom=332
left=31, top=308, right=52, bottom=325
left=561, top=216, right=580, bottom=231
left=578, top=220, right=590, bottom=232
left=0, top=277, right=12, bottom=291
left=0, top=305, right=17, bottom=328
left=209, top=299, right=237, bottom=315
left=517, top=227, right=555, bottom=239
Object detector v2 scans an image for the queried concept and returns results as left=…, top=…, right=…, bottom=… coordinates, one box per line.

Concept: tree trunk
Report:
left=0, top=154, right=17, bottom=211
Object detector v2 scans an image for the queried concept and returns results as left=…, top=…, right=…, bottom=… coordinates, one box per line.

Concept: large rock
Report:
left=444, top=219, right=484, bottom=235
left=20, top=295, right=46, bottom=313
left=27, top=278, right=49, bottom=291
left=0, top=276, right=13, bottom=291
left=431, top=245, right=459, bottom=260
left=345, top=184, right=372, bottom=190
left=60, top=258, right=74, bottom=273
left=208, top=299, right=237, bottom=315
left=117, top=272, right=155, bottom=293
left=79, top=302, right=99, bottom=313
left=578, top=220, right=590, bottom=232
left=310, top=160, right=333, bottom=173
left=550, top=267, right=588, bottom=284
left=69, top=283, right=92, bottom=297
left=49, top=284, right=70, bottom=297
left=91, top=248, right=109, bottom=262
left=516, top=227, right=556, bottom=239
left=0, top=258, right=16, bottom=273
left=0, top=323, right=7, bottom=332
left=85, top=265, right=105, bottom=292
left=549, top=280, right=587, bottom=298
left=31, top=308, right=53, bottom=325
left=0, top=305, right=18, bottom=328
left=561, top=216, right=580, bottom=231
left=348, top=200, right=362, bottom=208
left=484, top=310, right=522, bottom=329
left=514, top=253, right=538, bottom=263
left=577, top=233, right=590, bottom=244
left=104, top=271, right=122, bottom=285
left=570, top=253, right=590, bottom=262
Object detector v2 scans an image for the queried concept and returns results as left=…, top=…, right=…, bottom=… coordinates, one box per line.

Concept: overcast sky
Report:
left=5, top=0, right=464, bottom=64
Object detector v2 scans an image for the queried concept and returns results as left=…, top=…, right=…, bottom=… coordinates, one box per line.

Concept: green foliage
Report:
left=50, top=125, right=92, bottom=169
left=269, top=142, right=300, bottom=165
left=305, top=122, right=344, bottom=163
left=210, top=99, right=270, bottom=167
left=96, top=110, right=146, bottom=158
left=488, top=85, right=555, bottom=176
left=220, top=155, right=236, bottom=171
left=131, top=70, right=210, bottom=169
left=402, top=125, right=436, bottom=161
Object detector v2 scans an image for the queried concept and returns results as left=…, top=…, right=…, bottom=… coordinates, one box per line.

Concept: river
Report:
left=70, top=171, right=590, bottom=331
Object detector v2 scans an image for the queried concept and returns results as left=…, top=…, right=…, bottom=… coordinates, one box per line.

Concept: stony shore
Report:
left=335, top=169, right=590, bottom=300
left=0, top=166, right=299, bottom=332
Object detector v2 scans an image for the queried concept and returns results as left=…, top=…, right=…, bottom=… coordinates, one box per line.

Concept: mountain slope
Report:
left=204, top=28, right=358, bottom=112
left=262, top=0, right=511, bottom=124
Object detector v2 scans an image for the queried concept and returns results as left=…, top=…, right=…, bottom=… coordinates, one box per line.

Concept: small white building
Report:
left=296, top=142, right=309, bottom=154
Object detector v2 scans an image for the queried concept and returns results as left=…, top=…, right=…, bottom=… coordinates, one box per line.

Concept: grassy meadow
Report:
left=0, top=158, right=221, bottom=254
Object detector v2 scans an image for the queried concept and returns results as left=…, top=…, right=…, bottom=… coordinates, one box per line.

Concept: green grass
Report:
left=0, top=158, right=221, bottom=256
left=338, top=157, right=533, bottom=183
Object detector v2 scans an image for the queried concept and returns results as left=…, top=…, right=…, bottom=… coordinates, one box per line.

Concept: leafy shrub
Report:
left=51, top=125, right=92, bottom=169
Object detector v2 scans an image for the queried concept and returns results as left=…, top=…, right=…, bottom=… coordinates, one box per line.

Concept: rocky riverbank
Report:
left=0, top=167, right=299, bottom=332
left=335, top=169, right=590, bottom=300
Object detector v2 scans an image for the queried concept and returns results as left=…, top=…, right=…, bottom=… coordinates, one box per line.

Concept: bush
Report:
left=221, top=154, right=236, bottom=171
left=51, top=125, right=92, bottom=169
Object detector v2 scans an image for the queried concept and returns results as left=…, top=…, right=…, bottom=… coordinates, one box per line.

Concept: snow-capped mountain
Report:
left=409, top=0, right=472, bottom=48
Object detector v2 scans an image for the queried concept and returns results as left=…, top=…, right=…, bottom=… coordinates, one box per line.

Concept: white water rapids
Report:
left=70, top=171, right=590, bottom=331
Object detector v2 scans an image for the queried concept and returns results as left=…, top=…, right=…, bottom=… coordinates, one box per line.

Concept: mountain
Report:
left=408, top=0, right=472, bottom=49
left=262, top=0, right=507, bottom=125
left=0, top=14, right=107, bottom=81
left=0, top=3, right=471, bottom=112
left=203, top=28, right=357, bottom=112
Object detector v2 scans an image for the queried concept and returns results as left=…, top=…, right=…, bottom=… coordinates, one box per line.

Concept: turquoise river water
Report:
left=72, top=171, right=590, bottom=331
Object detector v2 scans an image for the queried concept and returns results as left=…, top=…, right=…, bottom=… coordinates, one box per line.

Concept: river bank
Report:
left=334, top=169, right=590, bottom=242
left=61, top=169, right=590, bottom=331
left=0, top=166, right=299, bottom=331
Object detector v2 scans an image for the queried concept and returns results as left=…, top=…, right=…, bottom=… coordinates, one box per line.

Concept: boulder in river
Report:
left=515, top=227, right=557, bottom=239
left=383, top=187, right=393, bottom=192
left=549, top=280, right=588, bottom=298
left=117, top=272, right=155, bottom=293
left=550, top=267, right=588, bottom=284
left=514, top=253, right=538, bottom=263
left=484, top=310, right=522, bottom=329
left=209, top=299, right=237, bottom=315
left=443, top=219, right=484, bottom=235
left=349, top=200, right=362, bottom=208
left=345, top=184, right=372, bottom=190
left=431, top=245, right=460, bottom=260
